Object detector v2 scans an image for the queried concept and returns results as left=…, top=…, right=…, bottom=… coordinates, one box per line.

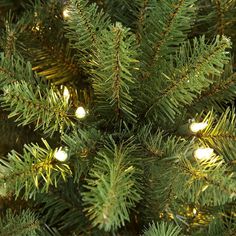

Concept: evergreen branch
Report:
left=197, top=108, right=236, bottom=141
left=210, top=0, right=235, bottom=35
left=28, top=35, right=82, bottom=85
left=138, top=127, right=192, bottom=218
left=199, top=73, right=236, bottom=99
left=65, top=0, right=110, bottom=63
left=9, top=0, right=83, bottom=85
left=0, top=209, right=41, bottom=236
left=4, top=18, right=16, bottom=58
left=0, top=65, right=14, bottom=78
left=148, top=0, right=186, bottom=66
left=216, top=141, right=236, bottom=163
left=0, top=139, right=72, bottom=199
left=0, top=0, right=14, bottom=8
left=214, top=0, right=225, bottom=35
left=0, top=53, right=40, bottom=86
left=62, top=127, right=101, bottom=156
left=0, top=11, right=28, bottom=58
left=197, top=76, right=236, bottom=103
left=199, top=215, right=236, bottom=236
left=0, top=64, right=14, bottom=85
left=187, top=71, right=236, bottom=113
left=175, top=154, right=236, bottom=206
left=1, top=0, right=236, bottom=234
left=0, top=80, right=74, bottom=136
left=196, top=0, right=236, bottom=37
left=193, top=108, right=236, bottom=157
left=142, top=221, right=182, bottom=236
left=61, top=127, right=101, bottom=181
left=92, top=23, right=138, bottom=122
left=136, top=0, right=149, bottom=43
left=72, top=0, right=97, bottom=45
left=138, top=124, right=190, bottom=159
left=144, top=36, right=231, bottom=123
left=36, top=180, right=87, bottom=232
left=38, top=225, right=62, bottom=236
left=140, top=127, right=236, bottom=210
left=139, top=0, right=196, bottom=79
left=104, top=0, right=141, bottom=31
left=82, top=137, right=142, bottom=232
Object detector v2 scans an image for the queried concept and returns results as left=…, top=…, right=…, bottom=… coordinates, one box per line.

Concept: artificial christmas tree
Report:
left=0, top=0, right=236, bottom=235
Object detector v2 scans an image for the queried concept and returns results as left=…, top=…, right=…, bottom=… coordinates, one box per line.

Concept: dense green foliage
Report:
left=0, top=0, right=236, bottom=235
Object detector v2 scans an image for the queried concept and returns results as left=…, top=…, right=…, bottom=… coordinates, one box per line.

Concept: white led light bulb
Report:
left=63, top=86, right=70, bottom=104
left=190, top=122, right=208, bottom=133
left=194, top=148, right=214, bottom=160
left=63, top=8, right=70, bottom=19
left=75, top=106, right=86, bottom=119
left=54, top=147, right=68, bottom=162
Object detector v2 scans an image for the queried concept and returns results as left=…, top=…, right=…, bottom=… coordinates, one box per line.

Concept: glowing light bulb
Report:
left=63, top=86, right=70, bottom=104
left=32, top=23, right=40, bottom=32
left=75, top=106, right=86, bottom=119
left=190, top=122, right=208, bottom=133
left=54, top=147, right=68, bottom=162
left=194, top=148, right=214, bottom=160
left=63, top=8, right=70, bottom=19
